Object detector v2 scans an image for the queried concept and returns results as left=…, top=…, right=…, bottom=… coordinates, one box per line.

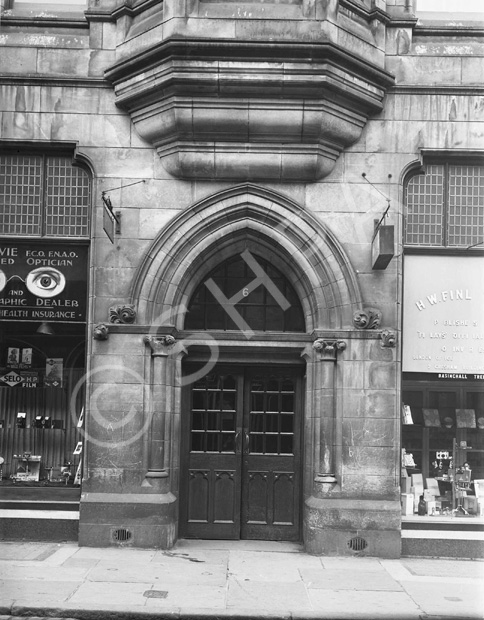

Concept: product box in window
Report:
left=401, top=493, right=414, bottom=515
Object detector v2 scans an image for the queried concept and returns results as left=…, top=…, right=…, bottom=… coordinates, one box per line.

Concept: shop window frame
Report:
left=404, top=154, right=484, bottom=251
left=0, top=143, right=92, bottom=239
left=402, top=381, right=484, bottom=482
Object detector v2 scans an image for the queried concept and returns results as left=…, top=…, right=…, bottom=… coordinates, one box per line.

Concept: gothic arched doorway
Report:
left=179, top=253, right=306, bottom=540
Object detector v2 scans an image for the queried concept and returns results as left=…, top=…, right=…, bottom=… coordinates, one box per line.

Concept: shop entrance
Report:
left=180, top=365, right=302, bottom=541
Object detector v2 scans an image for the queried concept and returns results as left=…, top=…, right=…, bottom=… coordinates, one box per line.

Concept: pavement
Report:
left=0, top=539, right=483, bottom=620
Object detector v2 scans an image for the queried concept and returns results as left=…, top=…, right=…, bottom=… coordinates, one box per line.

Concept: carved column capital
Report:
left=380, top=329, right=397, bottom=348
left=312, top=338, right=346, bottom=361
left=144, top=334, right=176, bottom=356
left=353, top=307, right=382, bottom=330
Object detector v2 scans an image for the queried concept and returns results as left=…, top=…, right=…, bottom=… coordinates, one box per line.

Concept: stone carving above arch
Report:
left=130, top=184, right=362, bottom=332
left=353, top=307, right=382, bottom=330
left=109, top=304, right=137, bottom=324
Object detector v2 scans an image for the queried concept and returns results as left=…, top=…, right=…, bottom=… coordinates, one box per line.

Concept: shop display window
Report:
left=0, top=322, right=85, bottom=485
left=402, top=382, right=484, bottom=516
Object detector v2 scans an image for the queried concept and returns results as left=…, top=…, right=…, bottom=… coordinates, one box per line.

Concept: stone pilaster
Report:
left=311, top=338, right=347, bottom=485
left=143, top=335, right=176, bottom=488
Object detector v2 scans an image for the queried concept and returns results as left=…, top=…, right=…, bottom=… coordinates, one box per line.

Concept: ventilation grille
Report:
left=347, top=536, right=368, bottom=552
left=112, top=528, right=132, bottom=543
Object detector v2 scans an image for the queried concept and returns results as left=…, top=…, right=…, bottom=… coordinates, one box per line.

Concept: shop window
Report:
left=0, top=147, right=90, bottom=489
left=402, top=383, right=484, bottom=499
left=404, top=162, right=484, bottom=248
left=0, top=153, right=90, bottom=238
left=185, top=254, right=305, bottom=333
left=0, top=322, right=85, bottom=484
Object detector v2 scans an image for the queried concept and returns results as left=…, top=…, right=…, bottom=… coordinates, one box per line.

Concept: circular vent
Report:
left=112, top=528, right=132, bottom=543
left=347, top=536, right=368, bottom=552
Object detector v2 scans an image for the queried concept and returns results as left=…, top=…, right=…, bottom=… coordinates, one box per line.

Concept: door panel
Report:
left=182, top=372, right=242, bottom=539
left=181, top=366, right=302, bottom=541
left=241, top=371, right=300, bottom=541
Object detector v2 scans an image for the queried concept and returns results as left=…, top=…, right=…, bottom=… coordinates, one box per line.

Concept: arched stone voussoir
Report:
left=130, top=184, right=362, bottom=331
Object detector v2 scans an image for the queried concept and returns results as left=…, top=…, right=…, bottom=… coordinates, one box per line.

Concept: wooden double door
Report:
left=180, top=365, right=303, bottom=541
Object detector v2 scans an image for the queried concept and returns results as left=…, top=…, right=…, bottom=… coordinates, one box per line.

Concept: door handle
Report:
left=235, top=431, right=242, bottom=453
left=243, top=431, right=250, bottom=454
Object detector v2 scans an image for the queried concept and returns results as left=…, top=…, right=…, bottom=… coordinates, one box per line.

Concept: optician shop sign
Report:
left=0, top=241, right=88, bottom=322
left=403, top=255, right=484, bottom=380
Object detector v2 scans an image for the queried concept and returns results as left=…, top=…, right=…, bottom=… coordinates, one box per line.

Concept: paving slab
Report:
left=152, top=549, right=229, bottom=565
left=144, top=585, right=227, bottom=609
left=320, top=557, right=388, bottom=572
left=1, top=578, right=79, bottom=603
left=228, top=550, right=321, bottom=583
left=68, top=581, right=153, bottom=606
left=307, top=589, right=423, bottom=619
left=402, top=558, right=484, bottom=579
left=0, top=540, right=483, bottom=620
left=86, top=561, right=227, bottom=586
left=227, top=579, right=312, bottom=612
left=1, top=565, right=89, bottom=581
left=400, top=580, right=484, bottom=618
left=300, top=567, right=403, bottom=591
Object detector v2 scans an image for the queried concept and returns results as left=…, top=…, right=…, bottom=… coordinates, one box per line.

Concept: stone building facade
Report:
left=0, top=0, right=482, bottom=558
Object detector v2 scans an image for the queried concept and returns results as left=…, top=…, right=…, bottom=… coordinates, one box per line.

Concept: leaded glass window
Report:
left=405, top=163, right=483, bottom=248
left=185, top=254, right=305, bottom=332
left=0, top=153, right=91, bottom=238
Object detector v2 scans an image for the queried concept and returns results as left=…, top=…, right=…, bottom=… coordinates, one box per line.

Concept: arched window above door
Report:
left=185, top=253, right=305, bottom=332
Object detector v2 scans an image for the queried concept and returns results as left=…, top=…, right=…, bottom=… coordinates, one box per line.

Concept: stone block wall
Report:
left=1, top=0, right=482, bottom=554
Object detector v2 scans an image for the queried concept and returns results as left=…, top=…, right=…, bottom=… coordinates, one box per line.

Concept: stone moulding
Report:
left=105, top=39, right=394, bottom=181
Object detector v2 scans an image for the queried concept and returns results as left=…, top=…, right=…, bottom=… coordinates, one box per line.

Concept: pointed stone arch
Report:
left=130, top=184, right=361, bottom=331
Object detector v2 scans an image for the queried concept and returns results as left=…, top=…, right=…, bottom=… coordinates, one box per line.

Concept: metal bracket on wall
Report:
left=101, top=179, right=145, bottom=243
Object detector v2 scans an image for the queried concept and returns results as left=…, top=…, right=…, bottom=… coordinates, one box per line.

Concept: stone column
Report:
left=143, top=334, right=176, bottom=489
left=312, top=338, right=346, bottom=485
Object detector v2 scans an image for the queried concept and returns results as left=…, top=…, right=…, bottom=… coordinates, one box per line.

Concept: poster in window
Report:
left=45, top=358, right=63, bottom=388
left=402, top=404, right=413, bottom=425
left=20, top=348, right=32, bottom=368
left=0, top=241, right=88, bottom=323
left=423, top=408, right=441, bottom=427
left=7, top=348, right=20, bottom=368
left=456, top=409, right=476, bottom=428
